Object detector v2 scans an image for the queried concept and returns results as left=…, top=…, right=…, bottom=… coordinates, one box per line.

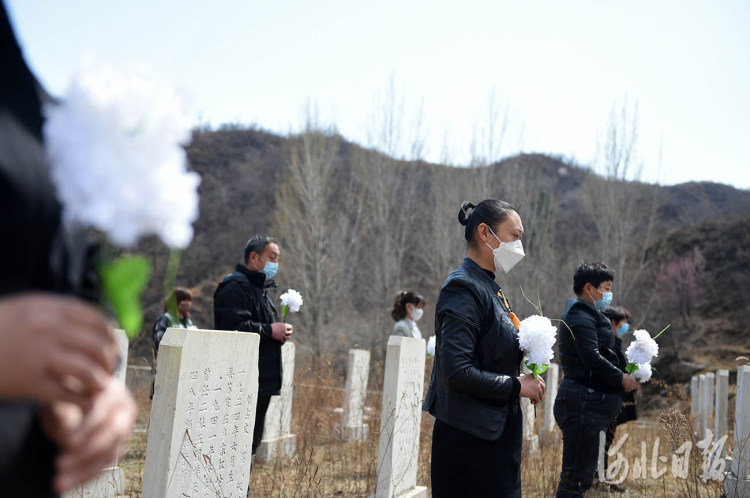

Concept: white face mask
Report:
left=485, top=226, right=525, bottom=274
left=408, top=305, right=424, bottom=322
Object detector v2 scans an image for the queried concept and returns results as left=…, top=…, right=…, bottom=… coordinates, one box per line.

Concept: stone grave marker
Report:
left=256, top=341, right=297, bottom=462
left=521, top=363, right=540, bottom=453
left=715, top=370, right=729, bottom=461
left=375, top=336, right=427, bottom=498
left=725, top=365, right=750, bottom=498
left=142, top=328, right=260, bottom=498
left=701, top=372, right=715, bottom=439
left=698, top=374, right=708, bottom=436
left=690, top=375, right=700, bottom=430
left=334, top=348, right=371, bottom=441
left=543, top=363, right=559, bottom=434
left=64, top=329, right=129, bottom=498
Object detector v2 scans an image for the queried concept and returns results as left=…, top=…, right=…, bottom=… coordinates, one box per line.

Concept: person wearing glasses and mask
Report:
left=424, top=200, right=546, bottom=498
left=554, top=262, right=641, bottom=497
left=391, top=291, right=426, bottom=339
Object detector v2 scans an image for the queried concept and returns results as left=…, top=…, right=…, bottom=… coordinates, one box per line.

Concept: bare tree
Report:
left=271, top=110, right=362, bottom=356
left=581, top=99, right=661, bottom=302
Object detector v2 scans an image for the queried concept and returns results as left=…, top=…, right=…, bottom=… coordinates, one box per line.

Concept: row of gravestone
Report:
left=142, top=330, right=432, bottom=498
left=690, top=367, right=750, bottom=498
left=68, top=328, right=563, bottom=498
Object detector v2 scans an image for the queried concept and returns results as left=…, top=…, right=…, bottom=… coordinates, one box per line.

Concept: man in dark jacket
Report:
left=213, top=234, right=292, bottom=455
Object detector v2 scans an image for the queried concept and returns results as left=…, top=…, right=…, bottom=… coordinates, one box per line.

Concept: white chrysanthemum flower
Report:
left=427, top=335, right=436, bottom=356
left=625, top=329, right=659, bottom=365
left=518, top=315, right=557, bottom=367
left=43, top=57, right=200, bottom=249
left=280, top=289, right=304, bottom=313
left=632, top=362, right=652, bottom=383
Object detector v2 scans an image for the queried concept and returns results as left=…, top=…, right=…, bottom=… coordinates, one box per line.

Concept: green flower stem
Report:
left=99, top=255, right=152, bottom=340
left=625, top=363, right=639, bottom=375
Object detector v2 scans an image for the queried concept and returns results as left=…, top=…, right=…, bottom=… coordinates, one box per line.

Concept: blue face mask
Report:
left=591, top=287, right=613, bottom=311
left=617, top=323, right=630, bottom=337
left=254, top=257, right=279, bottom=280
left=261, top=261, right=278, bottom=280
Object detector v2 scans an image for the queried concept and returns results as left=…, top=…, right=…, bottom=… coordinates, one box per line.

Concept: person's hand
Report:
left=41, top=377, right=137, bottom=494
left=0, top=294, right=118, bottom=406
left=270, top=322, right=293, bottom=343
left=519, top=374, right=546, bottom=404
left=621, top=373, right=641, bottom=394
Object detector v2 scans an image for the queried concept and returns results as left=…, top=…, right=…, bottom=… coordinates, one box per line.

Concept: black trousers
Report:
left=431, top=400, right=522, bottom=498
left=554, top=379, right=622, bottom=498
left=252, top=395, right=272, bottom=455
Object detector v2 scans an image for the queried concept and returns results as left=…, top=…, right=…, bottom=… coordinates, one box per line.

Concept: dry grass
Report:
left=117, top=356, right=739, bottom=497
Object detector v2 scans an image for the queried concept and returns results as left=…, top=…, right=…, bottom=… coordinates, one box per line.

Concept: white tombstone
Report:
left=725, top=365, right=750, bottom=498
left=64, top=329, right=130, bottom=498
left=375, top=336, right=428, bottom=498
left=715, top=370, right=729, bottom=461
left=690, top=375, right=700, bottom=431
left=256, top=342, right=297, bottom=462
left=543, top=363, right=560, bottom=434
left=701, top=373, right=715, bottom=439
left=334, top=349, right=371, bottom=441
left=142, top=328, right=260, bottom=498
left=520, top=362, right=540, bottom=453
left=698, top=374, right=708, bottom=436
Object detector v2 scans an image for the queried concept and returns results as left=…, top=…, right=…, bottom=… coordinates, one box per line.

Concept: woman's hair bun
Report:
left=458, top=201, right=476, bottom=226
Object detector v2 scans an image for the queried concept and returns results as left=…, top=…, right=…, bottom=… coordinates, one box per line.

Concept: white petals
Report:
left=43, top=58, right=200, bottom=249
left=427, top=335, right=436, bottom=356
left=518, top=315, right=557, bottom=367
left=625, top=329, right=659, bottom=365
left=280, top=289, right=304, bottom=313
left=632, top=363, right=652, bottom=383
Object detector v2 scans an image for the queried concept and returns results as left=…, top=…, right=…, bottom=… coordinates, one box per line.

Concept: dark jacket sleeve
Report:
left=568, top=308, right=624, bottom=388
left=214, top=281, right=272, bottom=339
left=152, top=314, right=171, bottom=351
left=439, top=280, right=521, bottom=402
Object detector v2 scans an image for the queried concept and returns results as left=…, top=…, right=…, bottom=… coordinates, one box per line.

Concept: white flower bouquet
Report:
left=625, top=325, right=670, bottom=382
left=427, top=335, right=436, bottom=358
left=280, top=289, right=303, bottom=322
left=518, top=315, right=557, bottom=378
left=44, top=58, right=199, bottom=338
left=631, top=362, right=652, bottom=383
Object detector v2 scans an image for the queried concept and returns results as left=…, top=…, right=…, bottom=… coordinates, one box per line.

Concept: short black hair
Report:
left=573, top=261, right=614, bottom=295
left=458, top=199, right=517, bottom=249
left=244, top=234, right=278, bottom=263
left=602, top=306, right=630, bottom=323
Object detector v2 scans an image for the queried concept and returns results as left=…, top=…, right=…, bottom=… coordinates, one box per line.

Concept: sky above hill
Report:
left=6, top=0, right=749, bottom=189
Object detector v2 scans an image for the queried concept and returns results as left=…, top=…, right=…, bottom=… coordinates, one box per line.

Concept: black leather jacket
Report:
left=423, top=258, right=522, bottom=441
left=558, top=298, right=623, bottom=393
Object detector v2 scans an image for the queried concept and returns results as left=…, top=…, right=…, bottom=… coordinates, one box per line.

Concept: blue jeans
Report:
left=554, top=378, right=622, bottom=497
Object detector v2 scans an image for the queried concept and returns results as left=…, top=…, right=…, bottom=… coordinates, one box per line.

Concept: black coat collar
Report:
left=234, top=263, right=266, bottom=288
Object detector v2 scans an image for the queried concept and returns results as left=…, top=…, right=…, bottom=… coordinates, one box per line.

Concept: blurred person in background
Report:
left=596, top=305, right=638, bottom=493
left=150, top=286, right=197, bottom=398
left=391, top=290, right=426, bottom=339
left=0, top=3, right=136, bottom=495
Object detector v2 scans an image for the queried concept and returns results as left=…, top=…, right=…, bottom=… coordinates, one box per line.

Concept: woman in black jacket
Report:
left=424, top=200, right=546, bottom=498
left=554, top=262, right=641, bottom=497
